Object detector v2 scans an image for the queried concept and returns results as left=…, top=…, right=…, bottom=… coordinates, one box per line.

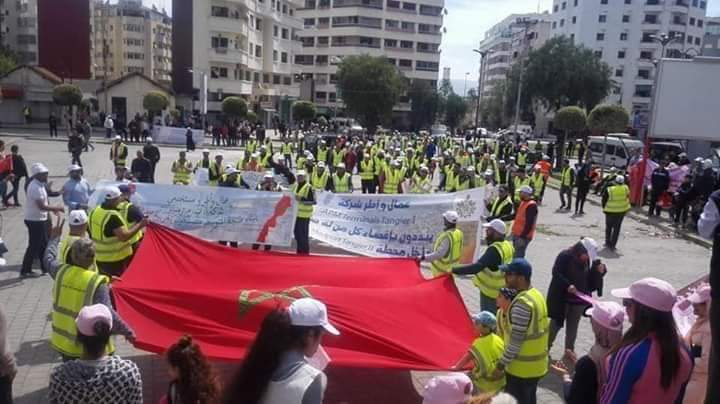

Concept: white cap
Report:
left=442, top=210, right=459, bottom=224
left=288, top=298, right=340, bottom=335
left=296, top=170, right=307, bottom=177
left=260, top=145, right=267, bottom=150
left=69, top=210, right=88, bottom=226
left=263, top=171, right=274, bottom=179
left=68, top=164, right=82, bottom=173
left=146, top=137, right=153, bottom=142
left=482, top=219, right=506, bottom=235
left=519, top=185, right=534, bottom=195
left=225, top=167, right=238, bottom=175
left=251, top=152, right=260, bottom=158
left=484, top=169, right=494, bottom=176
left=419, top=165, right=429, bottom=172
left=336, top=163, right=346, bottom=169
left=31, top=163, right=49, bottom=176
left=216, top=151, right=224, bottom=157
left=114, top=135, right=122, bottom=141
left=104, top=186, right=122, bottom=200
left=202, top=148, right=210, bottom=153
left=225, top=163, right=233, bottom=170
left=580, top=237, right=598, bottom=263
left=703, top=159, right=713, bottom=169
left=615, top=175, right=625, bottom=184
left=318, top=161, right=326, bottom=168
left=391, top=160, right=400, bottom=167
left=465, top=166, right=475, bottom=172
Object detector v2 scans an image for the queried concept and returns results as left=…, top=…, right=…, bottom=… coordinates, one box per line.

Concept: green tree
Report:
left=0, top=46, right=17, bottom=77
left=521, top=36, right=612, bottom=111
left=53, top=84, right=83, bottom=134
left=143, top=91, right=169, bottom=117
left=444, top=94, right=468, bottom=134
left=408, top=79, right=439, bottom=130
left=336, top=55, right=406, bottom=130
left=480, top=80, right=510, bottom=130
left=246, top=110, right=258, bottom=124
left=588, top=104, right=629, bottom=174
left=221, top=96, right=248, bottom=119
left=553, top=106, right=587, bottom=166
left=292, top=101, right=316, bottom=126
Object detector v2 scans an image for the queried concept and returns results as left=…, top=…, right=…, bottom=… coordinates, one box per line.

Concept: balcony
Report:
left=333, top=0, right=383, bottom=9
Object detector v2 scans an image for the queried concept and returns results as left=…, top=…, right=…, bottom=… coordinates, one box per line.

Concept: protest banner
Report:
left=241, top=171, right=289, bottom=190
left=310, top=189, right=485, bottom=263
left=90, top=181, right=297, bottom=246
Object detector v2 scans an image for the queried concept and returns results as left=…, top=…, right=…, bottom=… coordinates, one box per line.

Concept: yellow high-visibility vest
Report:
left=517, top=151, right=527, bottom=166
left=117, top=201, right=143, bottom=245
left=317, top=147, right=328, bottom=163
left=505, top=287, right=550, bottom=378
left=360, top=159, right=374, bottom=180
left=333, top=173, right=351, bottom=193
left=172, top=160, right=192, bottom=185
left=246, top=140, right=258, bottom=154
left=470, top=333, right=506, bottom=393
left=430, top=228, right=463, bottom=277
left=51, top=264, right=113, bottom=358
left=473, top=240, right=514, bottom=298
left=530, top=174, right=545, bottom=197
left=88, top=206, right=133, bottom=263
left=513, top=177, right=531, bottom=203
left=410, top=175, right=431, bottom=193
left=604, top=184, right=631, bottom=213
left=561, top=167, right=573, bottom=187
left=293, top=182, right=313, bottom=219
left=59, top=235, right=81, bottom=264
left=282, top=143, right=292, bottom=154
left=311, top=170, right=329, bottom=191
left=332, top=149, right=345, bottom=167
left=383, top=167, right=403, bottom=194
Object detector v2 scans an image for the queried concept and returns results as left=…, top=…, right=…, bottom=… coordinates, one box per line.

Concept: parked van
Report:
left=588, top=136, right=644, bottom=168
left=650, top=141, right=684, bottom=161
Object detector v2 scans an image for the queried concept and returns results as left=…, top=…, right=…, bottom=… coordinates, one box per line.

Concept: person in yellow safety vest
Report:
left=478, top=153, right=498, bottom=176
left=517, top=147, right=528, bottom=169
left=46, top=221, right=135, bottom=360
left=373, top=151, right=386, bottom=192
left=219, top=167, right=250, bottom=189
left=602, top=175, right=631, bottom=251
left=512, top=170, right=532, bottom=205
left=296, top=150, right=310, bottom=171
left=493, top=258, right=549, bottom=403
left=331, top=163, right=352, bottom=193
left=453, top=166, right=475, bottom=191
left=208, top=153, right=224, bottom=186
left=359, top=152, right=376, bottom=194
left=171, top=151, right=193, bottom=185
left=246, top=135, right=258, bottom=154
left=559, top=158, right=575, bottom=211
left=331, top=146, right=346, bottom=170
left=452, top=219, right=514, bottom=314
left=417, top=210, right=463, bottom=277
left=117, top=183, right=144, bottom=252
left=252, top=172, right=281, bottom=252
left=293, top=170, right=315, bottom=254
left=240, top=152, right=264, bottom=172
left=317, top=141, right=329, bottom=165
left=282, top=140, right=294, bottom=168
left=194, top=149, right=211, bottom=172
left=529, top=167, right=546, bottom=203
left=382, top=160, right=404, bottom=194
left=258, top=146, right=272, bottom=168
left=88, top=186, right=148, bottom=277
left=410, top=165, right=432, bottom=193
left=109, top=136, right=128, bottom=169
left=59, top=210, right=92, bottom=266
left=311, top=161, right=330, bottom=191
left=453, top=311, right=506, bottom=394
left=486, top=185, right=515, bottom=227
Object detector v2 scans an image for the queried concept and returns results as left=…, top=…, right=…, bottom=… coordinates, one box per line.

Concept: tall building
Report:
left=476, top=13, right=551, bottom=98
left=1, top=0, right=40, bottom=65
left=295, top=0, right=445, bottom=120
left=702, top=16, right=720, bottom=56
left=550, top=0, right=708, bottom=114
left=93, top=0, right=172, bottom=85
left=172, top=0, right=302, bottom=125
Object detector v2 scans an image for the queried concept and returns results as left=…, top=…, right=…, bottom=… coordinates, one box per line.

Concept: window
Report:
left=638, top=69, right=650, bottom=79
left=692, top=0, right=698, bottom=5
left=255, top=45, right=262, bottom=57
left=315, top=91, right=327, bottom=101
left=562, top=2, right=567, bottom=9
left=282, top=28, right=289, bottom=39
left=687, top=35, right=693, bottom=44
left=644, top=14, right=657, bottom=23
left=618, top=50, right=626, bottom=58
left=552, top=21, right=557, bottom=28
left=695, top=37, right=701, bottom=45
left=553, top=4, right=559, bottom=12
left=400, top=40, right=413, bottom=49
left=263, top=73, right=270, bottom=83
left=594, top=50, right=603, bottom=57
left=384, top=39, right=397, bottom=47
left=211, top=36, right=229, bottom=48
left=689, top=17, right=695, bottom=25
left=599, top=14, right=607, bottom=22
left=273, top=50, right=278, bottom=61
left=700, top=1, right=706, bottom=8
left=256, top=18, right=263, bottom=31
left=622, top=14, right=630, bottom=23
left=284, top=76, right=292, bottom=85
left=253, top=72, right=260, bottom=82
left=698, top=19, right=704, bottom=28
left=572, top=16, right=577, bottom=23
left=615, top=68, right=624, bottom=77
left=273, top=75, right=281, bottom=85
left=398, top=59, right=412, bottom=67
left=281, top=52, right=288, bottom=63
left=574, top=0, right=578, bottom=5
left=303, top=18, right=315, bottom=27
left=625, top=0, right=631, bottom=3
left=596, top=33, right=605, bottom=40
left=601, top=0, right=608, bottom=4
left=387, top=0, right=400, bottom=8
left=640, top=50, right=653, bottom=59
left=402, top=2, right=416, bottom=11
left=329, top=93, right=337, bottom=102
left=620, top=32, right=628, bottom=40
left=560, top=18, right=565, bottom=27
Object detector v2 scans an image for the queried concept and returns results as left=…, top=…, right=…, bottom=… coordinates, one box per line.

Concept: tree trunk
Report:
left=555, top=130, right=566, bottom=171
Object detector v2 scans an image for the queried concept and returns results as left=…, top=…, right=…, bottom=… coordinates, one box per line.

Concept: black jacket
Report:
left=547, top=246, right=606, bottom=326
left=650, top=167, right=670, bottom=193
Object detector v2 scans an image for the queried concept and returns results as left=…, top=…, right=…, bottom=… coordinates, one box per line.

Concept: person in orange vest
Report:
left=533, top=155, right=552, bottom=201
left=510, top=185, right=538, bottom=258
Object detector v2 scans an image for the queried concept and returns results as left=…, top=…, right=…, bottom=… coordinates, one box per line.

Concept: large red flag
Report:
left=112, top=223, right=476, bottom=370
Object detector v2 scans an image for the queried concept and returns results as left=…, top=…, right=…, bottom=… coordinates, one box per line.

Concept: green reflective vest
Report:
left=51, top=264, right=113, bottom=358
left=561, top=167, right=573, bottom=187
left=88, top=206, right=133, bottom=263
left=430, top=228, right=463, bottom=277
left=333, top=173, right=350, bottom=193
left=311, top=170, right=329, bottom=191
left=360, top=159, right=374, bottom=180
left=470, top=333, right=506, bottom=393
left=59, top=235, right=81, bottom=264
left=117, top=201, right=143, bottom=245
left=530, top=174, right=545, bottom=197
left=332, top=149, right=345, bottom=167
left=517, top=151, right=527, bottom=166
left=282, top=143, right=293, bottom=154
left=383, top=167, right=403, bottom=194
left=317, top=147, right=328, bottom=163
left=473, top=240, right=514, bottom=298
left=410, top=175, right=431, bottom=193
left=513, top=177, right=531, bottom=203
left=604, top=184, right=631, bottom=213
left=173, top=160, right=192, bottom=185
left=505, top=288, right=549, bottom=378
left=293, top=182, right=314, bottom=219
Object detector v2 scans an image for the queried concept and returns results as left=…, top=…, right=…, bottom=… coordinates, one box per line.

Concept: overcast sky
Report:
left=143, top=0, right=720, bottom=86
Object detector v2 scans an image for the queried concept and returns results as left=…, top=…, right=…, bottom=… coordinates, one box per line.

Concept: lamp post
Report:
left=472, top=49, right=488, bottom=130
left=511, top=17, right=536, bottom=135
left=463, top=72, right=470, bottom=98
left=188, top=69, right=208, bottom=132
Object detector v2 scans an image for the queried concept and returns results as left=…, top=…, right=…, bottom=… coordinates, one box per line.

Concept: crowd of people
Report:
left=0, top=123, right=717, bottom=404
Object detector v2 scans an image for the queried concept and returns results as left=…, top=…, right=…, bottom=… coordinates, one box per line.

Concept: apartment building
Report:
left=172, top=0, right=302, bottom=125
left=93, top=0, right=172, bottom=85
left=476, top=13, right=551, bottom=98
left=1, top=0, right=39, bottom=64
left=551, top=0, right=708, bottom=114
left=295, top=0, right=444, bottom=119
left=702, top=16, right=720, bottom=56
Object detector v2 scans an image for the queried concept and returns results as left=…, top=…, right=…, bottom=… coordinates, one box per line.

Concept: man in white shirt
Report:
left=21, top=163, right=64, bottom=277
left=103, top=115, right=114, bottom=139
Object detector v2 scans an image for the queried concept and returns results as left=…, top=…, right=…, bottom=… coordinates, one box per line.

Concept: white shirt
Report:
left=25, top=179, right=48, bottom=221
left=698, top=198, right=719, bottom=240
left=104, top=117, right=114, bottom=129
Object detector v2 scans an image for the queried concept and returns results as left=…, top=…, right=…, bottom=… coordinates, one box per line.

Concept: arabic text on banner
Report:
left=90, top=181, right=297, bottom=246
left=310, top=189, right=485, bottom=262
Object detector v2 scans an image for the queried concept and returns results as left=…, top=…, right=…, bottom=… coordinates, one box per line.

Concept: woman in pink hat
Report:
left=683, top=283, right=711, bottom=404
left=600, top=277, right=693, bottom=404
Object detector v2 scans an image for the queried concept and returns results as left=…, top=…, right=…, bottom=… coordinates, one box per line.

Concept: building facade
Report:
left=1, top=0, right=40, bottom=65
left=702, top=16, right=720, bottom=56
left=93, top=0, right=172, bottom=86
left=550, top=0, right=708, bottom=114
left=172, top=0, right=303, bottom=125
left=476, top=13, right=551, bottom=98
left=295, top=0, right=444, bottom=119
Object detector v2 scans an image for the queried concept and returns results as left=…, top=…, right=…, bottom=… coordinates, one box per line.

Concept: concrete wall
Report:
left=96, top=75, right=174, bottom=124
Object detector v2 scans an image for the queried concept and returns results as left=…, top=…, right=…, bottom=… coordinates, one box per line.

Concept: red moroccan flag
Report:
left=112, top=223, right=476, bottom=370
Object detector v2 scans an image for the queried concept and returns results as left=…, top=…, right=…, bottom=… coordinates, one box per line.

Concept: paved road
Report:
left=0, top=132, right=711, bottom=403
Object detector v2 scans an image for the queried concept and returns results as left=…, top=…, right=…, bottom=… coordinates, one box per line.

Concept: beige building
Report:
left=92, top=0, right=172, bottom=87
left=96, top=72, right=175, bottom=126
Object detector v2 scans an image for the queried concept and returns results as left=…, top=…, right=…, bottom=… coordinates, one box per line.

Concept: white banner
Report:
left=90, top=181, right=297, bottom=246
left=152, top=126, right=205, bottom=146
left=310, top=189, right=485, bottom=262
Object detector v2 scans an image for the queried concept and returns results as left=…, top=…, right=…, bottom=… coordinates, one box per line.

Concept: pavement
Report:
left=0, top=130, right=712, bottom=403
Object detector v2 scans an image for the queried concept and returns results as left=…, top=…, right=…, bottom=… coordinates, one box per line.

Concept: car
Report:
left=588, top=135, right=644, bottom=169
left=649, top=141, right=684, bottom=161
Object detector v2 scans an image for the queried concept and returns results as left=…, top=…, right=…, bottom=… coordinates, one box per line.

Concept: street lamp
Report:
left=463, top=72, right=470, bottom=98
left=510, top=17, right=537, bottom=135
left=188, top=68, right=208, bottom=131
left=472, top=48, right=488, bottom=130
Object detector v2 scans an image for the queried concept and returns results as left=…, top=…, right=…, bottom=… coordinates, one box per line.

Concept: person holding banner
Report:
left=381, top=160, right=405, bottom=195
left=117, top=184, right=145, bottom=253
left=417, top=210, right=463, bottom=277
left=293, top=170, right=315, bottom=254
left=171, top=152, right=193, bottom=186
left=453, top=311, right=506, bottom=395
left=409, top=165, right=432, bottom=194
left=194, top=149, right=212, bottom=171
left=208, top=153, right=224, bottom=186
left=486, top=186, right=515, bottom=227
left=359, top=151, right=376, bottom=194
left=453, top=219, right=514, bottom=315
left=330, top=163, right=352, bottom=194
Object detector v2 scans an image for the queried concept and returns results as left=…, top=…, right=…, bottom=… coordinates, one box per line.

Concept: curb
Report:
left=545, top=177, right=711, bottom=249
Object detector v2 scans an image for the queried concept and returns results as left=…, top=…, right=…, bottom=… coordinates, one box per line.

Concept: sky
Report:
left=144, top=0, right=720, bottom=90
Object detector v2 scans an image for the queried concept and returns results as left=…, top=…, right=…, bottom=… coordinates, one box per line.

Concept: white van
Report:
left=588, top=136, right=644, bottom=168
